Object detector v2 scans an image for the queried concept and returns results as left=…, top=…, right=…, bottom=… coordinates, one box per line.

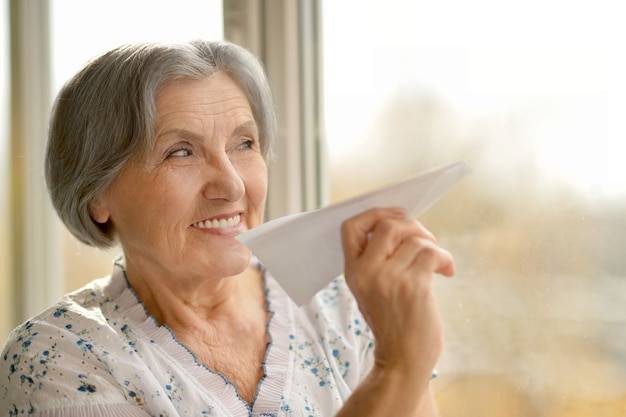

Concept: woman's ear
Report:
left=89, top=198, right=110, bottom=224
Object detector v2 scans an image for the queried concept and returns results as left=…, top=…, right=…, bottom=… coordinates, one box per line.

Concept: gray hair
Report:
left=45, top=40, right=276, bottom=248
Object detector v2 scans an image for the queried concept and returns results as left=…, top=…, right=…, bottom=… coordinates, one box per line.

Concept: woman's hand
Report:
left=340, top=207, right=455, bottom=414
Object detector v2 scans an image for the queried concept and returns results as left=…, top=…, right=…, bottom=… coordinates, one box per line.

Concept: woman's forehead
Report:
left=155, top=75, right=252, bottom=120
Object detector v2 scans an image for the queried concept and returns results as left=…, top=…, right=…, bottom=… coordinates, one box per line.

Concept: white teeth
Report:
left=195, top=215, right=241, bottom=229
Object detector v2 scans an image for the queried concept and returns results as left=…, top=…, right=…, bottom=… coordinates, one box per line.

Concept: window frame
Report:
left=223, top=0, right=328, bottom=219
left=8, top=0, right=61, bottom=329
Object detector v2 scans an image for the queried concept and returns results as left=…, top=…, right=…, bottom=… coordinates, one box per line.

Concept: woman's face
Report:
left=92, top=73, right=268, bottom=279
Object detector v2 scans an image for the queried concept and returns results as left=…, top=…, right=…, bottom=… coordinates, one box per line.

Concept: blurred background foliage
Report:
left=328, top=87, right=626, bottom=415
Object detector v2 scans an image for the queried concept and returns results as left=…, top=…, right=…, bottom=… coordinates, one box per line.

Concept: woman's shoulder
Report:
left=1, top=276, right=117, bottom=364
left=0, top=275, right=133, bottom=414
left=0, top=275, right=123, bottom=377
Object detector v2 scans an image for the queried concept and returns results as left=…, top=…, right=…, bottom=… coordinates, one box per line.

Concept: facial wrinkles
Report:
left=155, top=105, right=253, bottom=159
left=158, top=85, right=249, bottom=120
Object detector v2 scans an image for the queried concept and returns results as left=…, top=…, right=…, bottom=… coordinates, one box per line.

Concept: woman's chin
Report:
left=204, top=247, right=252, bottom=277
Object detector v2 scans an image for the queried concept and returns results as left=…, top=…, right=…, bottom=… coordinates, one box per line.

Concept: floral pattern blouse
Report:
left=0, top=258, right=375, bottom=416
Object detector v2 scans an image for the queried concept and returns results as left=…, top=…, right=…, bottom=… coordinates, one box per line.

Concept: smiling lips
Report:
left=194, top=214, right=242, bottom=229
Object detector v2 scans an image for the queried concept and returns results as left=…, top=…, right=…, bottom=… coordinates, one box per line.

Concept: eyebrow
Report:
left=156, top=120, right=258, bottom=141
left=156, top=128, right=203, bottom=141
left=231, top=120, right=259, bottom=137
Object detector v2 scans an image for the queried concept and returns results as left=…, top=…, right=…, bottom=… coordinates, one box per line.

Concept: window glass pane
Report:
left=50, top=0, right=224, bottom=293
left=0, top=0, right=10, bottom=343
left=322, top=0, right=626, bottom=414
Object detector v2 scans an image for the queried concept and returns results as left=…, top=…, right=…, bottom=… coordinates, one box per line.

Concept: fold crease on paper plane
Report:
left=237, top=161, right=472, bottom=305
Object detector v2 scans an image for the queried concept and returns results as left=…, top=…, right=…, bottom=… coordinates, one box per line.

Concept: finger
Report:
left=413, top=220, right=438, bottom=243
left=436, top=249, right=456, bottom=277
left=389, top=236, right=453, bottom=276
left=387, top=235, right=435, bottom=272
left=362, top=218, right=419, bottom=262
left=341, top=207, right=406, bottom=263
left=363, top=219, right=437, bottom=263
left=411, top=243, right=456, bottom=278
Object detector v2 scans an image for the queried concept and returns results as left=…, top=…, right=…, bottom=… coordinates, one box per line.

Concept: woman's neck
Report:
left=123, top=260, right=266, bottom=331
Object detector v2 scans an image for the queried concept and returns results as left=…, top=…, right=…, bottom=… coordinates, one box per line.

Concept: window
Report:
left=322, top=0, right=626, bottom=414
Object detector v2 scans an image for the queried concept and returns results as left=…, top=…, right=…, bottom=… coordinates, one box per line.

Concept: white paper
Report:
left=237, top=161, right=472, bottom=305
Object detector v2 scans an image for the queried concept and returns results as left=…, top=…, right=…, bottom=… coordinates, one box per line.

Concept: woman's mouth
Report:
left=194, top=214, right=241, bottom=229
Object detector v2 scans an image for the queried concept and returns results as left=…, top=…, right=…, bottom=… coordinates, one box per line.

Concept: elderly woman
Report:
left=0, top=40, right=454, bottom=416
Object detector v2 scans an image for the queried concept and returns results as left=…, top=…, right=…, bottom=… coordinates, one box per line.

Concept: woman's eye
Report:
left=167, top=148, right=192, bottom=158
left=239, top=138, right=257, bottom=150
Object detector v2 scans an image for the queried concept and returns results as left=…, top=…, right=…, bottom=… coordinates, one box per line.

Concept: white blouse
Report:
left=1, top=258, right=375, bottom=416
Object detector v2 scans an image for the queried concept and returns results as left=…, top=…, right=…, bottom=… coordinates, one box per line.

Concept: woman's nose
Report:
left=202, top=154, right=245, bottom=202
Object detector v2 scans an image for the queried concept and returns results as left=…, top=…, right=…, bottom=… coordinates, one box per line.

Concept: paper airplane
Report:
left=237, top=161, right=471, bottom=304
